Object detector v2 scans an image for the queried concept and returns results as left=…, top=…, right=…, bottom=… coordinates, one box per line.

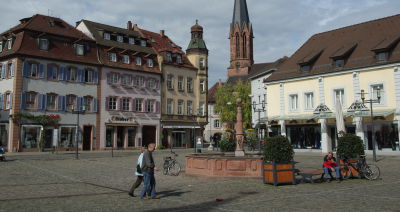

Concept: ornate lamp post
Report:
left=251, top=94, right=266, bottom=153
left=360, top=88, right=381, bottom=162
left=72, top=104, right=86, bottom=159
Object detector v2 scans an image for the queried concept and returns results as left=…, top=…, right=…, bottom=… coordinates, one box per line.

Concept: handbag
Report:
left=136, top=164, right=142, bottom=174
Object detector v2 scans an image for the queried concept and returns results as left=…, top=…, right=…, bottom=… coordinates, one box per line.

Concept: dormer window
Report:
left=104, top=32, right=110, bottom=40
left=122, top=55, right=130, bottom=64
left=301, top=65, right=311, bottom=72
left=135, top=57, right=142, bottom=66
left=117, top=35, right=123, bottom=43
left=377, top=52, right=388, bottom=62
left=176, top=54, right=182, bottom=64
left=39, top=38, right=49, bottom=51
left=166, top=52, right=172, bottom=62
left=110, top=53, right=117, bottom=62
left=140, top=40, right=146, bottom=47
left=75, top=44, right=85, bottom=56
left=129, top=37, right=135, bottom=44
left=334, top=59, right=345, bottom=68
left=7, top=38, right=13, bottom=50
left=147, top=59, right=153, bottom=67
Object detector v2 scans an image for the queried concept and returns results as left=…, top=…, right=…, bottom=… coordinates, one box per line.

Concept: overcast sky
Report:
left=1, top=0, right=399, bottom=87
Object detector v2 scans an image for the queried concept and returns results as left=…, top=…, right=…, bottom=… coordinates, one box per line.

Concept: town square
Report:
left=1, top=0, right=400, bottom=211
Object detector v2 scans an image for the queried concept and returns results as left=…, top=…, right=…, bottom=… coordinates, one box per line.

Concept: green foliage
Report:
left=215, top=80, right=252, bottom=127
left=245, top=129, right=257, bottom=150
left=13, top=112, right=60, bottom=127
left=337, top=133, right=365, bottom=159
left=220, top=129, right=236, bottom=152
left=262, top=136, right=294, bottom=163
left=156, top=145, right=166, bottom=150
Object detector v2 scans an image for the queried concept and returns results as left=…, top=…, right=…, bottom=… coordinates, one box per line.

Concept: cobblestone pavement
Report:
left=1, top=149, right=400, bottom=212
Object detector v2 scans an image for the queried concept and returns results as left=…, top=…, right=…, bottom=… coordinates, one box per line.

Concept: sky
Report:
left=1, top=0, right=400, bottom=87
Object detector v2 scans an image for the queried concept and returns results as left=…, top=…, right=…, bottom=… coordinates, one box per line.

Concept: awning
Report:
left=105, top=123, right=139, bottom=127
left=345, top=109, right=395, bottom=118
left=163, top=126, right=201, bottom=129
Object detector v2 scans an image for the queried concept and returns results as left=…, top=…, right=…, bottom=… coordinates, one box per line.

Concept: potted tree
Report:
left=337, top=133, right=365, bottom=178
left=262, top=136, right=296, bottom=185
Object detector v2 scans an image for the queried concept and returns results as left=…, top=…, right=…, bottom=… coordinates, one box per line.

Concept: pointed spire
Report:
left=232, top=0, right=250, bottom=28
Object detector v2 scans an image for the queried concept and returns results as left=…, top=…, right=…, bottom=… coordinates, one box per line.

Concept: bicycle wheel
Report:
left=168, top=161, right=182, bottom=176
left=341, top=164, right=352, bottom=180
left=163, top=160, right=169, bottom=175
left=363, top=164, right=380, bottom=180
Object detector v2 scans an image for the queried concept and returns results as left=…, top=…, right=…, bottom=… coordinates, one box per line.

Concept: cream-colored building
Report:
left=140, top=22, right=208, bottom=148
left=263, top=14, right=400, bottom=153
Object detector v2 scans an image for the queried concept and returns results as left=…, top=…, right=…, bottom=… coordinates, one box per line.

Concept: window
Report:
left=108, top=97, right=117, bottom=110
left=147, top=78, right=155, bottom=89
left=177, top=54, right=182, bottom=63
left=104, top=32, right=110, bottom=40
left=135, top=76, right=144, bottom=87
left=187, top=78, right=193, bottom=92
left=135, top=57, right=142, bottom=66
left=60, top=127, right=76, bottom=148
left=47, top=65, right=58, bottom=80
left=110, top=73, right=119, bottom=84
left=289, top=94, right=298, bottom=111
left=85, top=69, right=94, bottom=83
left=199, top=103, right=205, bottom=116
left=214, top=120, right=221, bottom=128
left=69, top=67, right=77, bottom=81
left=187, top=101, right=193, bottom=115
left=140, top=40, right=146, bottom=47
left=199, top=58, right=205, bottom=69
left=129, top=37, right=135, bottom=44
left=304, top=92, right=314, bottom=110
left=30, top=63, right=38, bottom=78
left=178, top=76, right=184, bottom=91
left=46, top=94, right=57, bottom=110
left=377, top=52, right=388, bottom=62
left=7, top=38, right=12, bottom=50
left=106, top=126, right=114, bottom=147
left=26, top=92, right=37, bottom=109
left=135, top=99, right=143, bottom=112
left=122, top=98, right=130, bottom=111
left=117, top=35, right=123, bottom=42
left=301, top=65, right=310, bottom=72
left=84, top=96, right=93, bottom=112
left=39, top=38, right=49, bottom=50
left=335, top=59, right=344, bottom=68
left=243, top=36, right=247, bottom=58
left=166, top=52, right=172, bottom=62
left=334, top=89, right=345, bottom=107
left=167, top=74, right=174, bottom=90
left=76, top=44, right=84, bottom=56
left=167, top=99, right=173, bottom=115
left=235, top=34, right=240, bottom=57
left=66, top=95, right=76, bottom=111
left=7, top=63, right=13, bottom=78
left=147, top=59, right=153, bottom=67
left=122, top=55, right=130, bottom=64
left=121, top=75, right=131, bottom=86
left=22, top=126, right=40, bottom=149
left=371, top=84, right=384, bottom=104
left=200, top=80, right=205, bottom=93
left=147, top=100, right=155, bottom=113
left=110, top=53, right=117, bottom=62
left=5, top=93, right=12, bottom=110
left=177, top=100, right=184, bottom=115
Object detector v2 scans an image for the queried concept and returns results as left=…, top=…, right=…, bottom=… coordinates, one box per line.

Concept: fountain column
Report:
left=235, top=98, right=245, bottom=157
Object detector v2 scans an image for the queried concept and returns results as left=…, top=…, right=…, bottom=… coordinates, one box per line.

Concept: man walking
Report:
left=140, top=143, right=160, bottom=199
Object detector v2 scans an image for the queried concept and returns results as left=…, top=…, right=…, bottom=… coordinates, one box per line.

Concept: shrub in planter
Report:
left=156, top=145, right=166, bottom=150
left=220, top=129, right=236, bottom=152
left=262, top=136, right=296, bottom=185
left=337, top=133, right=365, bottom=178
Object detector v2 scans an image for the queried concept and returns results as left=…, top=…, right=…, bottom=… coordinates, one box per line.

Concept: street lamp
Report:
left=251, top=94, right=266, bottom=153
left=360, top=88, right=381, bottom=162
left=72, top=104, right=86, bottom=159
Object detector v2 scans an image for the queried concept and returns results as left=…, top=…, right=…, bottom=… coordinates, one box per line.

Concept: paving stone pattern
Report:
left=0, top=150, right=400, bottom=212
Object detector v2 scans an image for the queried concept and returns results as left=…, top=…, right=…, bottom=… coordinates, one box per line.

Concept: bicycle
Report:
left=163, top=149, right=181, bottom=176
left=341, top=155, right=380, bottom=180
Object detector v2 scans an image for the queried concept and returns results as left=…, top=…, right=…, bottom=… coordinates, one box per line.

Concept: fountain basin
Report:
left=185, top=153, right=263, bottom=178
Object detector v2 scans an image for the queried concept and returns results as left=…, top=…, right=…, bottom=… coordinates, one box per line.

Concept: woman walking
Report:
left=128, top=148, right=144, bottom=197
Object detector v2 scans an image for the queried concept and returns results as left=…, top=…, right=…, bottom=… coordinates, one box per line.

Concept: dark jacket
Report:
left=141, top=150, right=155, bottom=173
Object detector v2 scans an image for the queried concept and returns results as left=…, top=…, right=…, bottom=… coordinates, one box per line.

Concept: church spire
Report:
left=232, top=0, right=250, bottom=28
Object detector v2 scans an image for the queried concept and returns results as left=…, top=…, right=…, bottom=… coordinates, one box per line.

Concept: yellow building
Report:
left=263, top=15, right=400, bottom=153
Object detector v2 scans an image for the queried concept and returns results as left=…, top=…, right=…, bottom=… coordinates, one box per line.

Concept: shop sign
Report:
left=109, top=116, right=136, bottom=123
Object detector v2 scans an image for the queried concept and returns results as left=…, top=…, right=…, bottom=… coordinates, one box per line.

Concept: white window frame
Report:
left=110, top=73, right=119, bottom=84
left=135, top=99, right=143, bottom=112
left=46, top=94, right=57, bottom=110
left=304, top=92, right=314, bottom=111
left=147, top=59, right=153, bottom=67
left=5, top=93, right=12, bottom=110
left=117, top=35, right=124, bottom=43
left=147, top=78, right=155, bottom=89
left=167, top=99, right=174, bottom=115
left=84, top=97, right=93, bottom=112
left=129, top=37, right=135, bottom=44
left=135, top=57, right=142, bottom=66
left=110, top=53, right=117, bottom=62
left=147, top=100, right=155, bottom=113
left=199, top=103, right=205, bottom=116
left=177, top=100, right=184, bottom=115
left=7, top=38, right=12, bottom=50
left=122, top=98, right=130, bottom=111
left=166, top=52, right=172, bottom=62
left=187, top=77, right=193, bottom=92
left=200, top=80, right=205, bottom=93
left=140, top=40, right=146, bottom=47
left=178, top=76, right=184, bottom=91
left=136, top=76, right=144, bottom=87
left=108, top=97, right=117, bottom=110
left=177, top=54, right=182, bottom=64
left=30, top=63, right=38, bottom=78
left=333, top=88, right=346, bottom=108
left=369, top=82, right=386, bottom=107
left=199, top=58, right=205, bottom=69
left=104, top=32, right=111, bottom=40
left=289, top=94, right=299, bottom=112
left=39, top=38, right=49, bottom=51
left=187, top=101, right=193, bottom=115
left=167, top=74, right=174, bottom=90
left=76, top=44, right=84, bottom=56
left=26, top=92, right=37, bottom=109
left=0, top=41, right=3, bottom=53
left=214, top=120, right=221, bottom=128
left=121, top=75, right=131, bottom=86
left=122, top=55, right=130, bottom=64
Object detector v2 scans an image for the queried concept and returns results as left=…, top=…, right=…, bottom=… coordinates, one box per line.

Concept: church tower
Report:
left=228, top=0, right=253, bottom=77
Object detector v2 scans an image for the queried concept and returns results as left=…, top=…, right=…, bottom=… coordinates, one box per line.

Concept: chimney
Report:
left=127, top=21, right=132, bottom=30
left=218, top=79, right=222, bottom=86
left=160, top=30, right=165, bottom=37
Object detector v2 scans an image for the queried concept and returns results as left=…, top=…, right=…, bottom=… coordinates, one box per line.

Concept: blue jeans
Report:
left=323, top=166, right=341, bottom=179
left=140, top=172, right=157, bottom=198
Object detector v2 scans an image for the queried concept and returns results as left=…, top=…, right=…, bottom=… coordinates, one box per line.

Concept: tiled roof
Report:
left=79, top=20, right=155, bottom=55
left=139, top=29, right=196, bottom=69
left=265, top=14, right=400, bottom=83
left=208, top=82, right=224, bottom=103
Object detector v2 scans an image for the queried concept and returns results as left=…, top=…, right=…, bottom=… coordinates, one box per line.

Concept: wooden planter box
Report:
left=263, top=162, right=296, bottom=186
left=340, top=159, right=361, bottom=178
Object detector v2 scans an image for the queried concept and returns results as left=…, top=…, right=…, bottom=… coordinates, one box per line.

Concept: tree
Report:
left=215, top=80, right=252, bottom=128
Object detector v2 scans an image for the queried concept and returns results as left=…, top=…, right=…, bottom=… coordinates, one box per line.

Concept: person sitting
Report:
left=0, top=144, right=5, bottom=161
left=323, top=152, right=341, bottom=182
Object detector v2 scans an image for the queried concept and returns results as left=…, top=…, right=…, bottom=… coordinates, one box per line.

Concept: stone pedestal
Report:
left=235, top=98, right=245, bottom=156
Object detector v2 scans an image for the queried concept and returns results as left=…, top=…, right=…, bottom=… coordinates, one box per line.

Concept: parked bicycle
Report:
left=341, top=155, right=380, bottom=180
left=163, top=149, right=181, bottom=176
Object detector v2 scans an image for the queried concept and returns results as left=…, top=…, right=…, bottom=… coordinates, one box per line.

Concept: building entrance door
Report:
left=43, top=129, right=53, bottom=149
left=172, top=131, right=185, bottom=147
left=83, top=126, right=92, bottom=151
left=142, top=126, right=156, bottom=147
left=117, top=127, right=125, bottom=148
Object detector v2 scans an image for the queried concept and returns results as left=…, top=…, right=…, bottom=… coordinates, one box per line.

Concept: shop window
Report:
left=22, top=126, right=40, bottom=149
left=60, top=127, right=76, bottom=148
left=106, top=126, right=114, bottom=147
left=127, top=127, right=136, bottom=147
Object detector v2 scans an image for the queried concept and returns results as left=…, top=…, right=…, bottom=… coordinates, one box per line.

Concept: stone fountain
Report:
left=185, top=97, right=263, bottom=178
